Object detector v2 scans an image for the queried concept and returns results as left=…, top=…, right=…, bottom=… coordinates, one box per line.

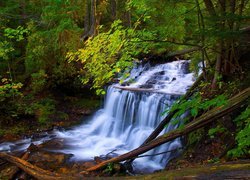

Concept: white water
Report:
left=0, top=60, right=195, bottom=173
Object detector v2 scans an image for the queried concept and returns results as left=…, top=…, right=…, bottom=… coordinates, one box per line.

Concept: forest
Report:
left=0, top=0, right=250, bottom=179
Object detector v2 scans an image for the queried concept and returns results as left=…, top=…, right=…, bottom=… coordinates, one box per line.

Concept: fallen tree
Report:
left=84, top=87, right=250, bottom=172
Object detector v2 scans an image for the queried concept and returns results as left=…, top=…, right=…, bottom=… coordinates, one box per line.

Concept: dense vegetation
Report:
left=0, top=0, right=249, bottom=167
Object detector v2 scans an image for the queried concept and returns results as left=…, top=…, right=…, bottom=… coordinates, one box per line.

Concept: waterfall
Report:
left=0, top=60, right=195, bottom=173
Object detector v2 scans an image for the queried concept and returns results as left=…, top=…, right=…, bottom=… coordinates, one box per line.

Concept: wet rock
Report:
left=39, top=138, right=65, bottom=149
left=28, top=150, right=73, bottom=171
left=139, top=84, right=153, bottom=89
left=27, top=143, right=39, bottom=152
left=181, top=62, right=190, bottom=74
left=146, top=79, right=158, bottom=84
left=154, top=71, right=165, bottom=76
left=171, top=77, right=177, bottom=82
left=120, top=82, right=130, bottom=86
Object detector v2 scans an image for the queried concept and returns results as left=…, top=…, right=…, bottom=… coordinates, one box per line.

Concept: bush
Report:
left=228, top=106, right=250, bottom=158
left=30, top=98, right=56, bottom=124
left=31, top=70, right=47, bottom=93
left=0, top=78, right=23, bottom=119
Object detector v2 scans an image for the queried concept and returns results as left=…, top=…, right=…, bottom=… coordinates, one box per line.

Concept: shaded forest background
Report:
left=0, top=0, right=249, bottom=161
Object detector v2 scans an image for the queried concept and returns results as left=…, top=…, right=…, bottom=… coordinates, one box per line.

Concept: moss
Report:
left=128, top=162, right=250, bottom=179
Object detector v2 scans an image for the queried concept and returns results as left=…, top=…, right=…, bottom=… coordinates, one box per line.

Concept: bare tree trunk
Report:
left=110, top=0, right=117, bottom=21
left=196, top=0, right=207, bottom=79
left=84, top=88, right=250, bottom=172
left=211, top=0, right=225, bottom=89
left=82, top=0, right=97, bottom=40
left=212, top=42, right=223, bottom=89
left=203, top=0, right=217, bottom=16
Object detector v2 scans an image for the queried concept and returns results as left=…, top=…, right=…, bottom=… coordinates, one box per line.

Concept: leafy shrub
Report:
left=32, top=98, right=56, bottom=124
left=19, top=95, right=56, bottom=124
left=208, top=125, right=226, bottom=139
left=67, top=20, right=148, bottom=94
left=31, top=70, right=47, bottom=93
left=228, top=106, right=250, bottom=158
left=164, top=93, right=228, bottom=125
left=0, top=78, right=23, bottom=118
left=0, top=78, right=23, bottom=101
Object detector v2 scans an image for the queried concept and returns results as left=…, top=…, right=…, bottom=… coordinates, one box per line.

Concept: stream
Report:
left=0, top=60, right=196, bottom=173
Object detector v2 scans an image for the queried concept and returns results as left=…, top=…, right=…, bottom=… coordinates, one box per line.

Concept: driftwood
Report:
left=0, top=152, right=82, bottom=180
left=7, top=151, right=30, bottom=179
left=84, top=87, right=250, bottom=172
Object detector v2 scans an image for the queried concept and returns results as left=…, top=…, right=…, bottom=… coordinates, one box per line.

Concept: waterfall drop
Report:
left=0, top=60, right=195, bottom=173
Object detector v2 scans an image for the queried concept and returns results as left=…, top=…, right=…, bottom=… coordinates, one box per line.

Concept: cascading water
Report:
left=0, top=60, right=195, bottom=173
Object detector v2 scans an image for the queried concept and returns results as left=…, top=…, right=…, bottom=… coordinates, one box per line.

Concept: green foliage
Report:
left=0, top=40, right=14, bottom=61
left=207, top=157, right=220, bottom=164
left=0, top=78, right=23, bottom=102
left=31, top=70, right=47, bottom=93
left=165, top=93, right=228, bottom=124
left=68, top=20, right=147, bottom=94
left=103, top=163, right=114, bottom=174
left=26, top=98, right=56, bottom=124
left=208, top=125, right=226, bottom=139
left=228, top=106, right=250, bottom=158
left=0, top=78, right=23, bottom=118
left=188, top=128, right=204, bottom=146
left=4, top=26, right=29, bottom=41
left=24, top=0, right=82, bottom=84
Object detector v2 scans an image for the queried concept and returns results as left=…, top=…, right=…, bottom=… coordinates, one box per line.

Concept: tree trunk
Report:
left=203, top=0, right=217, bottom=16
left=84, top=87, right=250, bottom=172
left=82, top=0, right=97, bottom=40
left=110, top=0, right=117, bottom=21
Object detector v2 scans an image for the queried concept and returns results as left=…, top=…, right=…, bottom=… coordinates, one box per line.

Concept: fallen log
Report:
left=7, top=150, right=30, bottom=179
left=124, top=73, right=203, bottom=166
left=142, top=73, right=204, bottom=145
left=0, top=152, right=82, bottom=180
left=84, top=87, right=250, bottom=172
